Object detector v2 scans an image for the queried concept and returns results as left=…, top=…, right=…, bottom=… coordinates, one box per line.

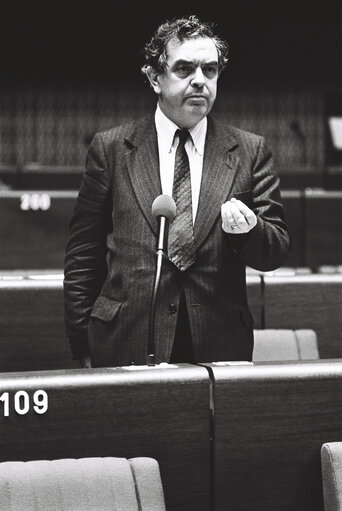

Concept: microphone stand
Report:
left=148, top=216, right=168, bottom=366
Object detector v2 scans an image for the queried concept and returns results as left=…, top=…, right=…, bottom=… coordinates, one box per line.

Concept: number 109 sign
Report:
left=0, top=391, right=48, bottom=416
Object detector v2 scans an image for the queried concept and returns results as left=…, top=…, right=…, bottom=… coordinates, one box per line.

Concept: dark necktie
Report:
left=168, top=129, right=196, bottom=271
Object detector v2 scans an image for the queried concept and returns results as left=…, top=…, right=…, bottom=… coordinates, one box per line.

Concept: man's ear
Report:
left=145, top=66, right=161, bottom=94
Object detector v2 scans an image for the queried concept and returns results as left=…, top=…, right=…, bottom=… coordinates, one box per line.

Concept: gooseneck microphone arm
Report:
left=148, top=216, right=168, bottom=366
left=148, top=195, right=176, bottom=366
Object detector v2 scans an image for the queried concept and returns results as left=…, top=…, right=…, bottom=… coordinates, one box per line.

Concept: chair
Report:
left=0, top=457, right=166, bottom=511
left=321, top=442, right=342, bottom=511
left=253, top=329, right=319, bottom=362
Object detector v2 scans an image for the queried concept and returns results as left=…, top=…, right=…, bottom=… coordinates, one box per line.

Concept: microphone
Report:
left=152, top=194, right=177, bottom=254
left=148, top=195, right=176, bottom=366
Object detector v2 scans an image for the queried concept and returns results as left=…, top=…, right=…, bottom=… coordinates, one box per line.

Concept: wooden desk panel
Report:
left=0, top=278, right=77, bottom=371
left=0, top=365, right=211, bottom=511
left=208, top=360, right=342, bottom=511
left=264, top=274, right=342, bottom=358
left=305, top=190, right=342, bottom=268
left=0, top=190, right=77, bottom=269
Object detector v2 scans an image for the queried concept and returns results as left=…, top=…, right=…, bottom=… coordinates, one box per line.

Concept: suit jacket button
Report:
left=169, top=303, right=177, bottom=314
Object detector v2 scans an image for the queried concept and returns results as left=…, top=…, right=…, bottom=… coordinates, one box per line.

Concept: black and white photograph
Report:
left=0, top=2, right=341, bottom=509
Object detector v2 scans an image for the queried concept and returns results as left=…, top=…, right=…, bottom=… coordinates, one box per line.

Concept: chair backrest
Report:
left=0, top=456, right=165, bottom=511
left=321, top=442, right=342, bottom=511
left=253, top=329, right=319, bottom=362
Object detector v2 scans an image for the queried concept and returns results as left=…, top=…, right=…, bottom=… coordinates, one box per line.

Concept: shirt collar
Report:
left=155, top=103, right=207, bottom=156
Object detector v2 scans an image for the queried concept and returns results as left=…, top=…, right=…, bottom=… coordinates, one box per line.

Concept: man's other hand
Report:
left=221, top=198, right=257, bottom=234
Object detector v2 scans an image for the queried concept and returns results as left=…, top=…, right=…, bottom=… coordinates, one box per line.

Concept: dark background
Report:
left=0, top=1, right=340, bottom=173
left=1, top=1, right=341, bottom=90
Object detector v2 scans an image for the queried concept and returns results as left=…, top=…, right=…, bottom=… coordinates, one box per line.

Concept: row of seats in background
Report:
left=0, top=267, right=341, bottom=372
left=1, top=186, right=342, bottom=269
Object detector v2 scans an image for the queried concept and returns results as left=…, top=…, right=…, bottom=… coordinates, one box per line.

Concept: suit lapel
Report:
left=194, top=118, right=239, bottom=249
left=124, top=115, right=239, bottom=244
left=124, top=116, right=162, bottom=235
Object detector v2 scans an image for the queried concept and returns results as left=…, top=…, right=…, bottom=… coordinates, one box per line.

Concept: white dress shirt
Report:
left=155, top=104, right=207, bottom=223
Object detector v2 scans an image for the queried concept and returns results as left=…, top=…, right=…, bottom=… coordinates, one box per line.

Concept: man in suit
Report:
left=64, top=15, right=290, bottom=368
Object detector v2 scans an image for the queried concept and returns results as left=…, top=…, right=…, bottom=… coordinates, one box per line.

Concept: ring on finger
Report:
left=231, top=224, right=238, bottom=229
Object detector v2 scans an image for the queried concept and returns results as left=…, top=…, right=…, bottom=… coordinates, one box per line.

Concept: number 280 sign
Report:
left=20, top=194, right=51, bottom=211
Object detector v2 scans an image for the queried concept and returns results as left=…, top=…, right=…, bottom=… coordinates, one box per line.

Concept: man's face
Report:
left=153, top=37, right=219, bottom=129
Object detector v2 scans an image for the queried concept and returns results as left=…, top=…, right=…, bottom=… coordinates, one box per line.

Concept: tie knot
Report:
left=176, top=129, right=190, bottom=147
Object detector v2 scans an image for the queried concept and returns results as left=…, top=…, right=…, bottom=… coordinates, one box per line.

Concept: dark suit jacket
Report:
left=64, top=114, right=290, bottom=366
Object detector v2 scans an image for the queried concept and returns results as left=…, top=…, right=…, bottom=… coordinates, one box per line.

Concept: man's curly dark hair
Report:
left=141, top=15, right=229, bottom=75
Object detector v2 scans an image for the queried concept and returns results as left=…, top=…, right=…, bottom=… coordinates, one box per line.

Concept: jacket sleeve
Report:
left=64, top=133, right=112, bottom=360
left=228, top=136, right=291, bottom=271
